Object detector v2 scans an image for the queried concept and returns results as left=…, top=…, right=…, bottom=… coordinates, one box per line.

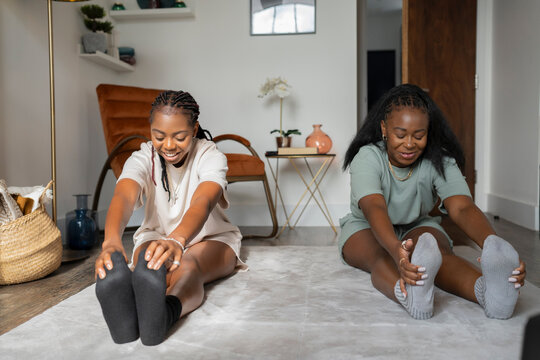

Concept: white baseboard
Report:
left=487, top=193, right=539, bottom=230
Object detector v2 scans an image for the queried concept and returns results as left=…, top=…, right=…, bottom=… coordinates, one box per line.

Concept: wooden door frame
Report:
left=474, top=0, right=493, bottom=211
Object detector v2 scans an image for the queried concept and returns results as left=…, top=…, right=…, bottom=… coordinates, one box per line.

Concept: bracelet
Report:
left=162, top=237, right=186, bottom=253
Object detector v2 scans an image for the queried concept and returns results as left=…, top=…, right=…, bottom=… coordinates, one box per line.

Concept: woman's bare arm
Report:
left=95, top=179, right=141, bottom=279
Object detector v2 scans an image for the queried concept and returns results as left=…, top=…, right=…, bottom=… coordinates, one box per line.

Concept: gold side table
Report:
left=265, top=152, right=337, bottom=237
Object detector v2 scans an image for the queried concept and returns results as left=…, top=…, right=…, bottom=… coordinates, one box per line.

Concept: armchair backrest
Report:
left=96, top=84, right=163, bottom=177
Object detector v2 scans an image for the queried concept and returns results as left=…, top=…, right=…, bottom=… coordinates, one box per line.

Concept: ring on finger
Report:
left=399, top=258, right=406, bottom=266
left=172, top=260, right=181, bottom=266
left=401, top=240, right=408, bottom=250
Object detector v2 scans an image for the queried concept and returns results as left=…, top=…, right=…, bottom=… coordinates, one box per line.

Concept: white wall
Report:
left=486, top=0, right=540, bottom=230
left=0, top=0, right=356, bottom=231
left=0, top=0, right=119, bottom=238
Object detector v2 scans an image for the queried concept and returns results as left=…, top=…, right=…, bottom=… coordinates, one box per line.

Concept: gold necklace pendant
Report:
left=388, top=159, right=414, bottom=181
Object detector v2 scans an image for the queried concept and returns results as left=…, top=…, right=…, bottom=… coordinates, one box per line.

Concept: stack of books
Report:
left=277, top=147, right=318, bottom=155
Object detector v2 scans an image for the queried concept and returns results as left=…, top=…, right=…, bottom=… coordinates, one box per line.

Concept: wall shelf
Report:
left=110, top=7, right=194, bottom=21
left=78, top=45, right=134, bottom=72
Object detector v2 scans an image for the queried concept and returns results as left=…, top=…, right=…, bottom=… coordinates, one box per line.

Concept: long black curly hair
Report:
left=343, top=84, right=464, bottom=179
left=149, top=90, right=212, bottom=201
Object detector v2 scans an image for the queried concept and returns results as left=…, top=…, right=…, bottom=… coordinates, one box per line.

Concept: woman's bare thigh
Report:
left=167, top=240, right=237, bottom=286
left=402, top=226, right=453, bottom=255
left=342, top=228, right=392, bottom=273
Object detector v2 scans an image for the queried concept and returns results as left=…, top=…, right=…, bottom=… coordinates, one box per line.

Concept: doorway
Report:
left=367, top=50, right=396, bottom=111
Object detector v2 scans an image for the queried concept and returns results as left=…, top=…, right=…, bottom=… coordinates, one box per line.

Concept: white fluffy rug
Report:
left=0, top=245, right=538, bottom=360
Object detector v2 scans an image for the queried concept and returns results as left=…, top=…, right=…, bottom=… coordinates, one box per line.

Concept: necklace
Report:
left=388, top=159, right=414, bottom=181
left=167, top=166, right=182, bottom=205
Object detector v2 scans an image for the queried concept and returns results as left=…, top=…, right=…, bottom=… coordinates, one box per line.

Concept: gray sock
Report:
left=394, top=233, right=442, bottom=320
left=476, top=235, right=519, bottom=319
left=474, top=276, right=485, bottom=308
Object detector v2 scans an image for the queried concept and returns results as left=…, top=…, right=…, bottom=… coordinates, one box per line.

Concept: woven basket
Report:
left=0, top=182, right=62, bottom=285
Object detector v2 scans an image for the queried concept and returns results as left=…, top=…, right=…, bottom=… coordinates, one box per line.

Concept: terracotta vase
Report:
left=276, top=136, right=292, bottom=148
left=305, top=124, right=332, bottom=154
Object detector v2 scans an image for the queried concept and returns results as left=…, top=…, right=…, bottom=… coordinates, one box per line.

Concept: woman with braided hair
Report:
left=94, top=90, right=244, bottom=345
left=340, top=84, right=526, bottom=320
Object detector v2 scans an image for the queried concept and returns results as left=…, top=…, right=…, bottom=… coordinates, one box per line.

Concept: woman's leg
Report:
left=131, top=247, right=172, bottom=346
left=164, top=240, right=237, bottom=317
left=402, top=226, right=481, bottom=303
left=128, top=240, right=236, bottom=345
left=342, top=227, right=447, bottom=319
left=404, top=227, right=520, bottom=319
left=342, top=229, right=401, bottom=301
left=95, top=251, right=139, bottom=344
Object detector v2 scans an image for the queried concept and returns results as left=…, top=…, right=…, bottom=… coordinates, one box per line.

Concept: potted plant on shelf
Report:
left=80, top=4, right=113, bottom=54
left=270, top=129, right=301, bottom=148
left=258, top=77, right=295, bottom=148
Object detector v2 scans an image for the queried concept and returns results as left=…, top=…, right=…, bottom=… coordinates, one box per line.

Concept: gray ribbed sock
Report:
left=476, top=235, right=519, bottom=319
left=474, top=276, right=485, bottom=308
left=394, top=233, right=442, bottom=320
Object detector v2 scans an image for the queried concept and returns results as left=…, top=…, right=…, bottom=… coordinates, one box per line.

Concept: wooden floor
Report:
left=1, top=215, right=539, bottom=336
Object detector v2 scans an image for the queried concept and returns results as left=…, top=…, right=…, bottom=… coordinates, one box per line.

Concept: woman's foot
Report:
left=394, top=233, right=442, bottom=320
left=132, top=250, right=182, bottom=346
left=95, top=251, right=139, bottom=344
left=475, top=235, right=519, bottom=319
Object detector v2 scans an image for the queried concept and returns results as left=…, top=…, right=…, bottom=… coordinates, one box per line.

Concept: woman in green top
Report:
left=340, top=84, right=525, bottom=320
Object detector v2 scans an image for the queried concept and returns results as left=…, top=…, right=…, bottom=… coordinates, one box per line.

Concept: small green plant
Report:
left=270, top=129, right=301, bottom=137
left=80, top=5, right=113, bottom=33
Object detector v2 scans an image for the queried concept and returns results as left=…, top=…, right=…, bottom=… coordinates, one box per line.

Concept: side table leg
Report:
left=265, top=157, right=293, bottom=237
left=293, top=157, right=336, bottom=233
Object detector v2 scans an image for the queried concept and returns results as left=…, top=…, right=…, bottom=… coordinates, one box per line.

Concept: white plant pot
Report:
left=82, top=32, right=107, bottom=54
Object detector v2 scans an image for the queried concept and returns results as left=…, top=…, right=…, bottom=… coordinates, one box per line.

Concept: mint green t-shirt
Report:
left=347, top=142, right=471, bottom=225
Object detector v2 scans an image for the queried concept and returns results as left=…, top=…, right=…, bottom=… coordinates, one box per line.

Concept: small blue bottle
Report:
left=67, top=194, right=97, bottom=250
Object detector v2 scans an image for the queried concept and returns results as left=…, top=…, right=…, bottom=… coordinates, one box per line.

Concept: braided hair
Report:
left=149, top=90, right=212, bottom=201
left=342, top=84, right=464, bottom=179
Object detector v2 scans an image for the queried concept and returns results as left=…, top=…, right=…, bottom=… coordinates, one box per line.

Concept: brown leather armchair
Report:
left=214, top=134, right=278, bottom=238
left=92, top=84, right=162, bottom=218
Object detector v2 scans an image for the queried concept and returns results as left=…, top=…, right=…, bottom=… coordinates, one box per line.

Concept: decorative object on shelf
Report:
left=173, top=0, right=187, bottom=7
left=159, top=0, right=176, bottom=7
left=80, top=4, right=113, bottom=54
left=305, top=124, right=332, bottom=154
left=270, top=129, right=301, bottom=148
left=137, top=0, right=161, bottom=9
left=258, top=77, right=294, bottom=149
left=79, top=45, right=134, bottom=72
left=66, top=194, right=97, bottom=250
left=118, top=46, right=136, bottom=65
left=111, top=2, right=125, bottom=10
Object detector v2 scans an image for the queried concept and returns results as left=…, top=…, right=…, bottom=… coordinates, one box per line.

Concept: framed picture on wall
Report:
left=250, top=0, right=316, bottom=36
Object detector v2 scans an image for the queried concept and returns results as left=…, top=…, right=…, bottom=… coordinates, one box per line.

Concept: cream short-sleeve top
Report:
left=118, top=139, right=244, bottom=268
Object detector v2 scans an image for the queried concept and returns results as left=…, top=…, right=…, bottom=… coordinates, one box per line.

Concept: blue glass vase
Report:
left=67, top=195, right=97, bottom=250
